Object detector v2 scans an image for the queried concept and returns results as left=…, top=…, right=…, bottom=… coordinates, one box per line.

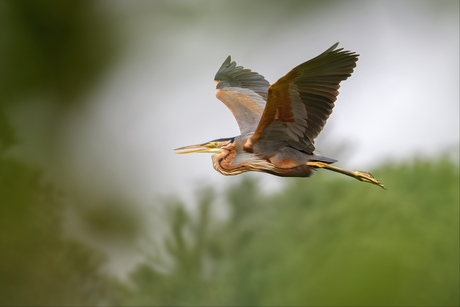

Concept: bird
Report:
left=175, top=43, right=385, bottom=189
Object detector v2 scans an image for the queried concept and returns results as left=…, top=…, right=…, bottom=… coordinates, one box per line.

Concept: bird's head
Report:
left=174, top=137, right=235, bottom=155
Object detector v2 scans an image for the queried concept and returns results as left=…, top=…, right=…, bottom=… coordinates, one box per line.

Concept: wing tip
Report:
left=215, top=55, right=234, bottom=82
left=326, top=42, right=359, bottom=56
left=330, top=42, right=340, bottom=50
left=223, top=55, right=232, bottom=66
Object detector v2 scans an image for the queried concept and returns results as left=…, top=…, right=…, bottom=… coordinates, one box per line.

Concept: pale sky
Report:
left=53, top=1, right=459, bottom=206
left=5, top=0, right=459, bottom=280
left=10, top=0, right=457, bottom=277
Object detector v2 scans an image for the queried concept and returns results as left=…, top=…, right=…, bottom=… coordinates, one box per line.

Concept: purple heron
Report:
left=175, top=43, right=384, bottom=189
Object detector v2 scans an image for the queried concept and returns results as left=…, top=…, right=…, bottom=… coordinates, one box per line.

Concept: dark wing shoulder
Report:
left=247, top=43, right=359, bottom=153
left=214, top=56, right=270, bottom=134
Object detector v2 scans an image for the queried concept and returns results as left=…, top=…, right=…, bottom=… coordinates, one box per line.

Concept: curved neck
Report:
left=211, top=148, right=274, bottom=176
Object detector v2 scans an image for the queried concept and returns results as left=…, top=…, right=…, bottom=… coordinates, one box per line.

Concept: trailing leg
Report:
left=307, top=161, right=385, bottom=189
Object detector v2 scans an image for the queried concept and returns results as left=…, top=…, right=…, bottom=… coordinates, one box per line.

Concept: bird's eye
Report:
left=208, top=142, right=219, bottom=148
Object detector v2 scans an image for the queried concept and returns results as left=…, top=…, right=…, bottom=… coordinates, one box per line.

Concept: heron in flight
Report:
left=175, top=43, right=384, bottom=189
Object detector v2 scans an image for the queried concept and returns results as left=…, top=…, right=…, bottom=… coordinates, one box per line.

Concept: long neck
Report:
left=211, top=149, right=274, bottom=176
left=211, top=149, right=243, bottom=176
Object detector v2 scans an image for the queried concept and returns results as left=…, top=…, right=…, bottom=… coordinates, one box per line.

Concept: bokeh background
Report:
left=0, top=0, right=458, bottom=306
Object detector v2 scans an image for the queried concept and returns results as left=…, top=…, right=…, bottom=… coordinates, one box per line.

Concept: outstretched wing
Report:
left=247, top=43, right=359, bottom=153
left=214, top=56, right=270, bottom=134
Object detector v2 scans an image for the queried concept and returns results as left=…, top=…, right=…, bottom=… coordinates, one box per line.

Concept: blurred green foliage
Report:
left=0, top=158, right=114, bottom=306
left=0, top=1, right=458, bottom=306
left=0, top=0, right=115, bottom=106
left=0, top=1, right=119, bottom=305
left=2, top=147, right=458, bottom=306
left=121, top=157, right=459, bottom=306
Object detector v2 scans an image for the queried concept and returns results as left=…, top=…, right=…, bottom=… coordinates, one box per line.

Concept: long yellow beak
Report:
left=174, top=144, right=221, bottom=154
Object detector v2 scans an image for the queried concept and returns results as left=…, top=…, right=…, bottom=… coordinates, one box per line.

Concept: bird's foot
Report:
left=352, top=170, right=386, bottom=189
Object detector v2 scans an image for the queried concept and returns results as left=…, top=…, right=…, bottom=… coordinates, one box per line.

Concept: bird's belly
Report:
left=269, top=157, right=300, bottom=169
left=266, top=157, right=313, bottom=177
left=269, top=164, right=314, bottom=177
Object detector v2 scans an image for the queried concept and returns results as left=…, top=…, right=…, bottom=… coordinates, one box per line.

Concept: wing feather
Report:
left=248, top=43, right=359, bottom=153
left=214, top=56, right=270, bottom=134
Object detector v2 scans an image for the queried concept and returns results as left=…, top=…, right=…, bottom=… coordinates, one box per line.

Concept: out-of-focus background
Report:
left=0, top=1, right=458, bottom=306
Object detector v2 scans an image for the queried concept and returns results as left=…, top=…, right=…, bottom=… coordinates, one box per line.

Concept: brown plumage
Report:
left=175, top=43, right=385, bottom=189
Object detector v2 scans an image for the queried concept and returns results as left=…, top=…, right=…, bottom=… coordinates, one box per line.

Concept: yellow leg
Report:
left=307, top=161, right=386, bottom=189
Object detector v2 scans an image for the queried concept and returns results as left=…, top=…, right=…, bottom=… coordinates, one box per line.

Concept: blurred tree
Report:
left=0, top=0, right=115, bottom=107
left=1, top=1, right=458, bottom=306
left=0, top=159, right=113, bottom=305
left=0, top=0, right=121, bottom=305
left=123, top=156, right=459, bottom=306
